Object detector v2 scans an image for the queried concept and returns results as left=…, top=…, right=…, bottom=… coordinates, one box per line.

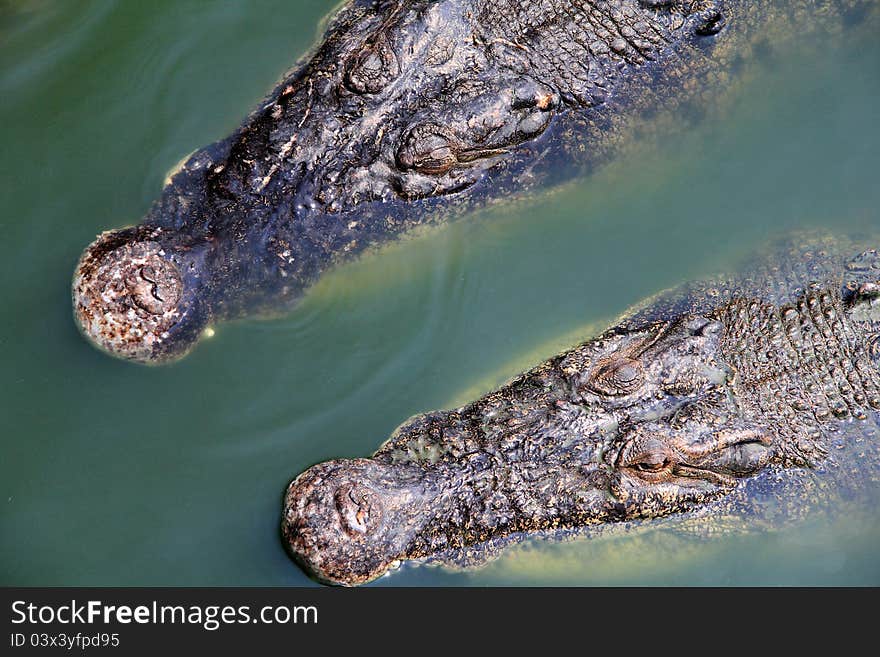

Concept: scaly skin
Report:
left=282, top=234, right=880, bottom=585
left=71, top=0, right=877, bottom=363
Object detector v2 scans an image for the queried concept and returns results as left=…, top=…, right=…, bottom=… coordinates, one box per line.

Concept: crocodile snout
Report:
left=282, top=459, right=427, bottom=586
left=72, top=228, right=207, bottom=364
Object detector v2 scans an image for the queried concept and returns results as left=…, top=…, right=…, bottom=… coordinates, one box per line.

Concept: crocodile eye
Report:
left=629, top=455, right=673, bottom=482
left=344, top=39, right=399, bottom=94
left=587, top=357, right=645, bottom=396
left=621, top=440, right=674, bottom=481
left=632, top=455, right=671, bottom=473
left=396, top=124, right=459, bottom=175
left=334, top=483, right=383, bottom=538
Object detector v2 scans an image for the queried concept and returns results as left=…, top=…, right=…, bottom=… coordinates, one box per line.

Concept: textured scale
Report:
left=476, top=0, right=686, bottom=104
left=715, top=245, right=880, bottom=445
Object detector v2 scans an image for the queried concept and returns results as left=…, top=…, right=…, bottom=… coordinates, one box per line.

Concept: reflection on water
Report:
left=457, top=503, right=880, bottom=586
left=1, top=1, right=878, bottom=586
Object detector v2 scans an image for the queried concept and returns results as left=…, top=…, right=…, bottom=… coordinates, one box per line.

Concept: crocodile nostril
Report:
left=334, top=483, right=383, bottom=537
left=125, top=255, right=182, bottom=315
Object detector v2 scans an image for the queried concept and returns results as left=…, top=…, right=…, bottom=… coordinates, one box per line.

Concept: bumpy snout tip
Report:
left=72, top=229, right=203, bottom=364
left=282, top=459, right=405, bottom=587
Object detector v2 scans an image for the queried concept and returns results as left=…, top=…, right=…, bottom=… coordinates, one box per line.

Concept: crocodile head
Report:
left=283, top=314, right=777, bottom=585
left=72, top=1, right=562, bottom=363
left=74, top=0, right=727, bottom=362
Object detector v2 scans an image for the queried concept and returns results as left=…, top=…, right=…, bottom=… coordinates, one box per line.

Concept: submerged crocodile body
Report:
left=71, top=0, right=873, bottom=363
left=282, top=235, right=880, bottom=585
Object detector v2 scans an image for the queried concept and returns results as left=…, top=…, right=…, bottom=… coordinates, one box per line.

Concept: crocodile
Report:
left=282, top=234, right=880, bottom=585
left=71, top=0, right=875, bottom=363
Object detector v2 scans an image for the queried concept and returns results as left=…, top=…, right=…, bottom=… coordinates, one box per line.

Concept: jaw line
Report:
left=672, top=463, right=738, bottom=488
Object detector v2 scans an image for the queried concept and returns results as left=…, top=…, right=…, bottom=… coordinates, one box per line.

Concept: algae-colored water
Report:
left=1, top=1, right=878, bottom=586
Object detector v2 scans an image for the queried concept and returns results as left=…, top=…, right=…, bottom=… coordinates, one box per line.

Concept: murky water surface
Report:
left=2, top=1, right=878, bottom=585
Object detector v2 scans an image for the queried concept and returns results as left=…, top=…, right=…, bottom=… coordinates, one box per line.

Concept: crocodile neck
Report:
left=716, top=265, right=880, bottom=466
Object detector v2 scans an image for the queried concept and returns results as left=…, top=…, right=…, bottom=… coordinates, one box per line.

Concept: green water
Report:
left=2, top=1, right=879, bottom=586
